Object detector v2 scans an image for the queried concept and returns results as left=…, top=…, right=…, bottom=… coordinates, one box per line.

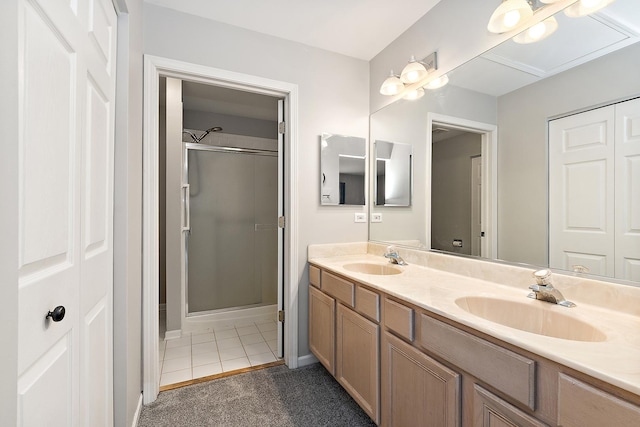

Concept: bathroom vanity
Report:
left=308, top=243, right=640, bottom=427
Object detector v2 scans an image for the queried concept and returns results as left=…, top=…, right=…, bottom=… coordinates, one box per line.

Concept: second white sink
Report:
left=455, top=296, right=607, bottom=342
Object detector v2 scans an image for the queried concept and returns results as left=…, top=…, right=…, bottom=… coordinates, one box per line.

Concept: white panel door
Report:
left=17, top=0, right=117, bottom=425
left=549, top=106, right=615, bottom=276
left=615, top=98, right=640, bottom=282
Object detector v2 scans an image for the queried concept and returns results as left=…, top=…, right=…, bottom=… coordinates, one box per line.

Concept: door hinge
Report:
left=278, top=121, right=286, bottom=134
left=278, top=310, right=285, bottom=323
left=278, top=216, right=286, bottom=228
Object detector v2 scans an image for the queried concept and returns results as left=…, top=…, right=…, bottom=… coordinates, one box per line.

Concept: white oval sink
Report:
left=455, top=296, right=607, bottom=342
left=342, top=262, right=403, bottom=276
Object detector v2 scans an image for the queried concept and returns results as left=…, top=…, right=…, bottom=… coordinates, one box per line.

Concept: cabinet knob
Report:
left=46, top=306, right=66, bottom=322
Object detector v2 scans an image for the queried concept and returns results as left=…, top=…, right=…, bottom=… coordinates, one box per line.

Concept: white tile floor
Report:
left=159, top=318, right=281, bottom=387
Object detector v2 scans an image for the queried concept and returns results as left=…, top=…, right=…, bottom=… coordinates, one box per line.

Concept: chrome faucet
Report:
left=384, top=246, right=407, bottom=266
left=527, top=269, right=575, bottom=308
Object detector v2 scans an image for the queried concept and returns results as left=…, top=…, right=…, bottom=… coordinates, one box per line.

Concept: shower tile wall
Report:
left=158, top=317, right=280, bottom=387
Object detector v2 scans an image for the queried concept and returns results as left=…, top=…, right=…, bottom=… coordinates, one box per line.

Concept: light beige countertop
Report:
left=308, top=243, right=640, bottom=397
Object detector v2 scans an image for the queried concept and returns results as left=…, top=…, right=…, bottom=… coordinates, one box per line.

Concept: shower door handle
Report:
left=182, top=184, right=190, bottom=232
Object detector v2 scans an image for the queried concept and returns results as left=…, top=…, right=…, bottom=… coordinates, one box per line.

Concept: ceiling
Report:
left=144, top=0, right=442, bottom=60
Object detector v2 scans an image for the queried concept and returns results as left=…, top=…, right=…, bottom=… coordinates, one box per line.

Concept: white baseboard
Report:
left=164, top=329, right=182, bottom=340
left=297, top=353, right=319, bottom=367
left=131, top=393, right=143, bottom=427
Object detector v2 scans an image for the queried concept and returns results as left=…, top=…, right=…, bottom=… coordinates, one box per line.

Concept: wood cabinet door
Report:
left=381, top=332, right=460, bottom=427
left=336, top=303, right=380, bottom=423
left=309, top=285, right=335, bottom=374
left=473, top=385, right=547, bottom=427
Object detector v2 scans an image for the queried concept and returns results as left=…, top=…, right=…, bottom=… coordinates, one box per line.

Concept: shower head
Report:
left=183, top=127, right=223, bottom=143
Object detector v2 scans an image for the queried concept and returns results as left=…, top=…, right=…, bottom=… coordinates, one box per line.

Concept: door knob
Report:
left=46, top=306, right=66, bottom=322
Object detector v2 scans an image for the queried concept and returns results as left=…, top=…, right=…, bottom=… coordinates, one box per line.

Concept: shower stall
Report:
left=183, top=141, right=279, bottom=320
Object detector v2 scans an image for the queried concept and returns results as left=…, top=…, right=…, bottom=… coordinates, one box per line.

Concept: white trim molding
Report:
left=142, top=55, right=299, bottom=404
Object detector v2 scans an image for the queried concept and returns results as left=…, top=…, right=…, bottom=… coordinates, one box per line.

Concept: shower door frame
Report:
left=143, top=55, right=299, bottom=404
left=183, top=143, right=280, bottom=317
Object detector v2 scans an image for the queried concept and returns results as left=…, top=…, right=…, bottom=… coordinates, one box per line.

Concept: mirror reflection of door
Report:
left=431, top=126, right=482, bottom=255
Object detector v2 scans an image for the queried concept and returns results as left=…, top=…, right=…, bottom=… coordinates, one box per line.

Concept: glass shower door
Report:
left=185, top=144, right=278, bottom=315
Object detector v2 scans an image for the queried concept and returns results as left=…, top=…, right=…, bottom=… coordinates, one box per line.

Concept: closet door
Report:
left=549, top=106, right=615, bottom=276
left=614, top=98, right=640, bottom=282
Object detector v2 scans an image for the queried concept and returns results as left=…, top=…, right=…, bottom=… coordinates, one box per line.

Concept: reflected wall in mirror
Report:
left=375, top=141, right=412, bottom=206
left=369, top=0, right=640, bottom=282
left=320, top=133, right=366, bottom=205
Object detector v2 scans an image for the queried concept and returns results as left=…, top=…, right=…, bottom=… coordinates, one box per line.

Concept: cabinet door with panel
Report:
left=336, top=303, right=380, bottom=423
left=473, top=385, right=547, bottom=427
left=381, top=332, right=460, bottom=427
left=309, top=285, right=335, bottom=374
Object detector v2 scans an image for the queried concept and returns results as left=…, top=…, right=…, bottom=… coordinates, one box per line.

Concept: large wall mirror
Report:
left=320, top=133, right=366, bottom=205
left=369, top=0, right=640, bottom=282
left=374, top=141, right=413, bottom=207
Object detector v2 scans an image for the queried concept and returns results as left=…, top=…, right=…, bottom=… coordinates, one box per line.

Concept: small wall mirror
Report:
left=375, top=140, right=412, bottom=206
left=320, top=133, right=366, bottom=205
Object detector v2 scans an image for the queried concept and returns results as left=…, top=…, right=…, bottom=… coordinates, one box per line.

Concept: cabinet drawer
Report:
left=355, top=286, right=380, bottom=322
left=321, top=271, right=355, bottom=307
left=383, top=298, right=414, bottom=342
left=309, top=264, right=320, bottom=288
left=420, top=314, right=535, bottom=410
left=558, top=374, right=640, bottom=427
left=474, top=384, right=547, bottom=427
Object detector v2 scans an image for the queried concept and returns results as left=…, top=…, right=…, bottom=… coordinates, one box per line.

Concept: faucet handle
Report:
left=533, top=269, right=552, bottom=286
left=386, top=245, right=396, bottom=255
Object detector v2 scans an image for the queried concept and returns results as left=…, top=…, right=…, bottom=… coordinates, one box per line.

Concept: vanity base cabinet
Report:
left=473, top=384, right=548, bottom=427
left=309, top=285, right=335, bottom=375
left=381, top=331, right=460, bottom=427
left=557, top=374, right=640, bottom=427
left=336, top=303, right=380, bottom=424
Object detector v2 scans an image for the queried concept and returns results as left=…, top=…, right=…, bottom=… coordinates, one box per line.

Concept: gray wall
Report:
left=184, top=109, right=277, bottom=139
left=431, top=133, right=481, bottom=255
left=143, top=3, right=370, bottom=358
left=497, top=42, right=640, bottom=267
left=113, top=0, right=144, bottom=426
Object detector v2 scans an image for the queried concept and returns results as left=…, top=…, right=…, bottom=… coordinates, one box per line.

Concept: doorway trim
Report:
left=426, top=113, right=497, bottom=259
left=143, top=55, right=299, bottom=404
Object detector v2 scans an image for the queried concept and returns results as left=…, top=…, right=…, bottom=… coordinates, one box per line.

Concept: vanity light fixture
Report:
left=380, top=52, right=439, bottom=98
left=400, top=55, right=429, bottom=84
left=564, top=0, right=617, bottom=17
left=487, top=0, right=534, bottom=33
left=379, top=70, right=405, bottom=95
left=513, top=15, right=558, bottom=43
left=423, top=74, right=449, bottom=90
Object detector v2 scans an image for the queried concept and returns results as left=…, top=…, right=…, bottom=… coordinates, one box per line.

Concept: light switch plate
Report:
left=354, top=213, right=367, bottom=223
left=371, top=213, right=382, bottom=223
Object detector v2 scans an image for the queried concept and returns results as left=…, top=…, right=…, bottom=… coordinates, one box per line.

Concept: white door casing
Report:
left=17, top=0, right=117, bottom=425
left=549, top=97, right=640, bottom=281
left=143, top=55, right=299, bottom=404
left=427, top=113, right=497, bottom=260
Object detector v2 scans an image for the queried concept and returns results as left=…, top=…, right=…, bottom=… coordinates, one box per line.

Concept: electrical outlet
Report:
left=371, top=213, right=383, bottom=223
left=354, top=213, right=367, bottom=223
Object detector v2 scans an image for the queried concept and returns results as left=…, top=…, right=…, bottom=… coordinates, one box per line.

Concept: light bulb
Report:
left=424, top=74, right=449, bottom=90
left=403, top=87, right=424, bottom=101
left=503, top=9, right=521, bottom=28
left=528, top=22, right=546, bottom=40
